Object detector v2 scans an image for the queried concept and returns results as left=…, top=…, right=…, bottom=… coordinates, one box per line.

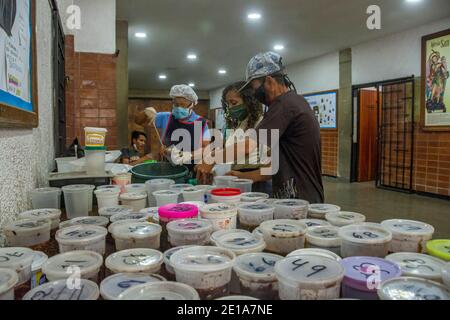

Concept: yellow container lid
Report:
left=426, top=239, right=450, bottom=261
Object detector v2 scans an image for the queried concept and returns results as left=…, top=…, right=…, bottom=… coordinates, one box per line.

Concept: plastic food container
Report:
left=18, top=208, right=62, bottom=230
left=378, top=277, right=450, bottom=300
left=23, top=279, right=100, bottom=300
left=145, top=179, right=175, bottom=207
left=62, top=185, right=92, bottom=219
left=299, top=219, right=332, bottom=229
left=210, top=188, right=242, bottom=204
left=308, top=203, right=341, bottom=219
left=30, top=187, right=61, bottom=210
left=0, top=268, right=19, bottom=300
left=0, top=247, right=34, bottom=285
left=55, top=157, right=78, bottom=173
left=55, top=225, right=108, bottom=255
left=170, top=246, right=236, bottom=300
left=306, top=226, right=341, bottom=255
left=110, top=212, right=150, bottom=224
left=325, top=211, right=366, bottom=227
left=240, top=192, right=270, bottom=203
left=256, top=198, right=278, bottom=205
left=273, top=199, right=310, bottom=220
left=237, top=202, right=274, bottom=231
left=259, top=219, right=307, bottom=255
left=214, top=176, right=238, bottom=187
left=213, top=229, right=266, bottom=256
left=170, top=184, right=193, bottom=202
left=196, top=185, right=215, bottom=203
left=287, top=248, right=342, bottom=262
left=442, top=263, right=450, bottom=288
left=100, top=273, right=166, bottom=300
left=105, top=248, right=164, bottom=275
left=233, top=252, right=283, bottom=299
left=95, top=188, right=120, bottom=210
left=153, top=190, right=181, bottom=207
left=67, top=216, right=109, bottom=228
left=338, top=223, right=392, bottom=258
left=85, top=146, right=106, bottom=175
left=97, top=185, right=121, bottom=192
left=118, top=281, right=200, bottom=300
left=167, top=219, right=213, bottom=247
left=163, top=245, right=196, bottom=278
left=4, top=219, right=51, bottom=247
left=200, top=203, right=238, bottom=232
left=275, top=254, right=345, bottom=300
left=252, top=227, right=263, bottom=239
left=112, top=173, right=132, bottom=193
left=381, top=219, right=434, bottom=253
left=98, top=205, right=133, bottom=218
left=119, top=192, right=147, bottom=211
left=340, top=256, right=401, bottom=300
left=84, top=127, right=107, bottom=147
left=386, top=252, right=445, bottom=282
left=182, top=187, right=206, bottom=202
left=110, top=221, right=162, bottom=251
left=230, top=179, right=254, bottom=193
left=42, top=250, right=103, bottom=283
left=124, top=183, right=147, bottom=194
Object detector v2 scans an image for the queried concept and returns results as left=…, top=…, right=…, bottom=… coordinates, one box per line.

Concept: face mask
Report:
left=254, top=78, right=267, bottom=105
left=229, top=104, right=249, bottom=122
left=172, top=105, right=191, bottom=120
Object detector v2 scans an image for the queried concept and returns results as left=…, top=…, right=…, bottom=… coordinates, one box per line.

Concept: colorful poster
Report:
left=304, top=91, right=338, bottom=129
left=423, top=31, right=450, bottom=128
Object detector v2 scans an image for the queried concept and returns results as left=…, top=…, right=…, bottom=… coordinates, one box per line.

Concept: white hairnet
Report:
left=169, top=84, right=199, bottom=105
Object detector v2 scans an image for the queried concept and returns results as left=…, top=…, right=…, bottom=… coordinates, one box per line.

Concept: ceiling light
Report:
left=187, top=54, right=197, bottom=60
left=158, top=74, right=167, bottom=80
left=135, top=32, right=147, bottom=38
left=274, top=44, right=285, bottom=51
left=248, top=13, right=262, bottom=20
left=188, top=83, right=195, bottom=87
left=218, top=69, right=227, bottom=75
left=405, top=0, right=422, bottom=3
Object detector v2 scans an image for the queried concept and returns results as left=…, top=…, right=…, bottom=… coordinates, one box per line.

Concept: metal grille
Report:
left=376, top=79, right=415, bottom=192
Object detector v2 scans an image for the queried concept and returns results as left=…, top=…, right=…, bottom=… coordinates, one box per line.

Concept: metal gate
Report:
left=376, top=77, right=415, bottom=192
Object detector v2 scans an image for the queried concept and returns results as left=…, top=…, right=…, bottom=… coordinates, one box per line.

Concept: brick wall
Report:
left=321, top=130, right=338, bottom=176
left=65, top=35, right=118, bottom=150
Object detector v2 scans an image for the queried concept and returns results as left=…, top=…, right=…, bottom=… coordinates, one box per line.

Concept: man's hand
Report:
left=195, top=163, right=215, bottom=184
left=145, top=107, right=157, bottom=123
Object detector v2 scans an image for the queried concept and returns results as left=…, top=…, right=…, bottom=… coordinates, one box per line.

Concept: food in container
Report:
left=94, top=188, right=120, bottom=210
left=181, top=187, right=206, bottom=202
left=100, top=273, right=166, bottom=300
left=66, top=216, right=109, bottom=228
left=287, top=248, right=342, bottom=262
left=55, top=225, right=108, bottom=255
left=273, top=199, right=309, bottom=220
left=105, top=248, right=164, bottom=275
left=153, top=190, right=181, bottom=207
left=4, top=219, right=51, bottom=247
left=119, top=192, right=147, bottom=211
left=237, top=202, right=274, bottom=231
left=386, top=252, right=445, bottom=282
left=98, top=205, right=133, bottom=218
left=381, top=219, right=434, bottom=253
left=200, top=203, right=238, bottom=232
left=212, top=229, right=266, bottom=256
left=163, top=245, right=196, bottom=279
left=167, top=219, right=213, bottom=247
left=259, top=219, right=307, bottom=255
left=124, top=183, right=147, bottom=194
left=308, top=203, right=341, bottom=219
left=305, top=226, right=341, bottom=255
left=110, top=212, right=150, bottom=224
left=377, top=277, right=450, bottom=300
left=240, top=192, right=270, bottom=203
left=0, top=247, right=34, bottom=285
left=22, top=279, right=100, bottom=300
left=210, top=188, right=242, bottom=204
left=18, top=209, right=61, bottom=230
left=325, top=211, right=366, bottom=227
left=299, top=219, right=332, bottom=229
left=110, top=221, right=162, bottom=251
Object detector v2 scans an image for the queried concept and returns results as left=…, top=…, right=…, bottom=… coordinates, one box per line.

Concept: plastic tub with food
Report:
left=167, top=219, right=213, bottom=247
left=287, top=248, right=342, bottom=262
left=95, top=188, right=120, bottom=210
left=0, top=268, right=19, bottom=300
left=0, top=247, right=34, bottom=285
left=308, top=204, right=341, bottom=219
left=386, top=252, right=445, bottom=282
left=105, top=248, right=164, bottom=275
left=109, top=212, right=150, bottom=224
left=378, top=277, right=450, bottom=300
left=305, top=226, right=341, bottom=255
left=55, top=225, right=108, bottom=255
left=210, top=188, right=242, bottom=204
left=110, top=221, right=162, bottom=251
left=237, top=202, right=274, bottom=231
left=100, top=273, right=166, bottom=300
left=18, top=208, right=61, bottom=230
left=200, top=203, right=238, bottom=232
left=273, top=199, right=310, bottom=220
left=259, top=219, right=307, bottom=255
left=181, top=187, right=206, bottom=202
left=213, top=229, right=266, bottom=256
left=4, top=218, right=51, bottom=247
left=22, top=279, right=100, bottom=300
left=67, top=216, right=109, bottom=228
left=153, top=190, right=181, bottom=207
left=98, top=205, right=133, bottom=218
left=163, top=245, right=196, bottom=280
left=381, top=219, right=434, bottom=253
left=299, top=219, right=332, bottom=229
left=118, top=281, right=200, bottom=300
left=240, top=192, right=270, bottom=203
left=325, top=211, right=366, bottom=227
left=119, top=192, right=147, bottom=211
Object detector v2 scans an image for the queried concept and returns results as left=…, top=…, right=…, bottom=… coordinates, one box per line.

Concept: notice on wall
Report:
left=304, top=90, right=338, bottom=129
left=0, top=0, right=33, bottom=112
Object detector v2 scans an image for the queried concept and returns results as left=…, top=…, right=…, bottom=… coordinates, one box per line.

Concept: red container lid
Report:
left=211, top=188, right=241, bottom=197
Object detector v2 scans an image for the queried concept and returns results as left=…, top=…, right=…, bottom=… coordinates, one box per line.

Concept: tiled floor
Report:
left=323, top=178, right=450, bottom=238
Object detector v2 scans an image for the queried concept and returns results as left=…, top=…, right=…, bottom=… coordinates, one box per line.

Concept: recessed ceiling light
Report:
left=218, top=69, right=227, bottom=75
left=405, top=0, right=422, bottom=3
left=188, top=83, right=195, bottom=87
left=135, top=32, right=147, bottom=38
left=274, top=44, right=285, bottom=51
left=248, top=13, right=262, bottom=20
left=187, top=54, right=197, bottom=60
left=158, top=74, right=167, bottom=80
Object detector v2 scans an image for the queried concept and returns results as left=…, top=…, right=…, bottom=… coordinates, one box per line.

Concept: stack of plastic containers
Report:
left=84, top=127, right=107, bottom=175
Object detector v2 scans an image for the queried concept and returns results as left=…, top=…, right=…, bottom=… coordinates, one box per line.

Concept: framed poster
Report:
left=303, top=90, right=338, bottom=129
left=0, top=0, right=38, bottom=128
left=421, top=28, right=450, bottom=131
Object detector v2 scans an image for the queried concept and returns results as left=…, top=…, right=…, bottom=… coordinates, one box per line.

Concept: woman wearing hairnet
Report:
left=135, top=84, right=211, bottom=176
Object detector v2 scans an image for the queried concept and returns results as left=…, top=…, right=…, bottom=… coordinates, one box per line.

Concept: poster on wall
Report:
left=421, top=28, right=450, bottom=131
left=0, top=0, right=38, bottom=128
left=303, top=90, right=338, bottom=129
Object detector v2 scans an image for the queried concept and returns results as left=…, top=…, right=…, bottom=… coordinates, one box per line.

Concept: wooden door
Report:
left=358, top=89, right=378, bottom=182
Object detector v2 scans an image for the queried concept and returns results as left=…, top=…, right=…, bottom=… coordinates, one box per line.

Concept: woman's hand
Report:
left=195, top=163, right=214, bottom=184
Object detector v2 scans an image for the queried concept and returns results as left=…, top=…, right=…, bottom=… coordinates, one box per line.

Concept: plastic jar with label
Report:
left=18, top=209, right=62, bottom=231
left=210, top=188, right=242, bottom=204
left=325, top=211, right=366, bottom=227
left=340, top=256, right=401, bottom=300
left=273, top=199, right=310, bottom=220
left=338, top=223, right=392, bottom=258
left=240, top=192, right=270, bottom=203
left=118, top=281, right=200, bottom=300
left=100, top=272, right=166, bottom=300
left=170, top=246, right=236, bottom=300
left=386, top=252, right=445, bottom=282
left=4, top=218, right=51, bottom=248
left=167, top=219, right=213, bottom=247
left=200, top=203, right=238, bottom=232
left=119, top=192, right=147, bottom=211
left=105, top=248, right=163, bottom=275
left=287, top=248, right=342, bottom=262
left=259, top=219, right=307, bottom=255
left=308, top=204, right=341, bottom=219
left=381, top=219, right=434, bottom=253
left=378, top=277, right=450, bottom=300
left=110, top=221, right=162, bottom=251
left=55, top=225, right=108, bottom=255
left=30, top=251, right=48, bottom=289
left=426, top=239, right=450, bottom=261
left=306, top=226, right=342, bottom=255
left=0, top=268, right=18, bottom=300
left=213, top=229, right=266, bottom=256
left=237, top=202, right=275, bottom=231
left=0, top=247, right=34, bottom=285
left=275, top=254, right=345, bottom=300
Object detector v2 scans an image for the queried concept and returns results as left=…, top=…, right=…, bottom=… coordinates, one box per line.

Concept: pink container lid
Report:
left=158, top=204, right=198, bottom=220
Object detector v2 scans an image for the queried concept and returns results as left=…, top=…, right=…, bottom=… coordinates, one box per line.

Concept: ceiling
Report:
left=117, top=0, right=450, bottom=91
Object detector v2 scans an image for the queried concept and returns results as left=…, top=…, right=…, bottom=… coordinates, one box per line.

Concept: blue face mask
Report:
left=172, top=104, right=192, bottom=120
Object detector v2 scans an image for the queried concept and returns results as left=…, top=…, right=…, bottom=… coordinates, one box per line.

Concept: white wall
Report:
left=57, top=0, right=116, bottom=54
left=0, top=0, right=55, bottom=229
left=352, top=17, right=450, bottom=85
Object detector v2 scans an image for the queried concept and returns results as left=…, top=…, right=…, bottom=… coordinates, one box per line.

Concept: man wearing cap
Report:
left=135, top=84, right=211, bottom=175
left=196, top=52, right=324, bottom=203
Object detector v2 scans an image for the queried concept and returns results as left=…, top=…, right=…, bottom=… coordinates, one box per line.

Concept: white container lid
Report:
left=308, top=203, right=341, bottom=214
left=256, top=198, right=278, bottom=205
left=216, top=295, right=259, bottom=300
left=0, top=247, right=35, bottom=270
left=275, top=254, right=345, bottom=286
left=164, top=245, right=196, bottom=270
left=232, top=179, right=253, bottom=184
left=306, top=226, right=342, bottom=247
left=152, top=190, right=181, bottom=196
left=213, top=229, right=265, bottom=253
left=259, top=219, right=306, bottom=238
left=200, top=203, right=238, bottom=217
left=110, top=221, right=162, bottom=240
left=94, top=188, right=120, bottom=196
left=273, top=199, right=309, bottom=208
left=170, top=184, right=193, bottom=191
left=182, top=187, right=204, bottom=193
left=167, top=219, right=213, bottom=235
left=31, top=187, right=61, bottom=194
left=145, top=179, right=175, bottom=186
left=23, top=279, right=100, bottom=300
left=299, top=219, right=332, bottom=228
left=110, top=212, right=150, bottom=223
left=105, top=248, right=164, bottom=274
left=19, top=208, right=62, bottom=221
left=118, top=281, right=200, bottom=300
left=42, top=250, right=103, bottom=280
left=287, top=248, right=342, bottom=262
left=385, top=253, right=445, bottom=281
left=170, top=246, right=236, bottom=273
left=378, top=277, right=450, bottom=300
left=100, top=273, right=166, bottom=300
left=5, top=218, right=51, bottom=235
left=96, top=185, right=121, bottom=191
left=238, top=202, right=274, bottom=212
left=325, top=211, right=366, bottom=226
left=234, top=252, right=283, bottom=281
left=380, top=219, right=435, bottom=237
left=240, top=192, right=270, bottom=202
left=0, top=268, right=19, bottom=295
left=119, top=192, right=147, bottom=201
left=56, top=225, right=108, bottom=246
left=68, top=216, right=109, bottom=228
left=62, top=184, right=94, bottom=192
left=338, top=222, right=392, bottom=244
left=98, top=206, right=133, bottom=217
left=31, top=251, right=48, bottom=272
